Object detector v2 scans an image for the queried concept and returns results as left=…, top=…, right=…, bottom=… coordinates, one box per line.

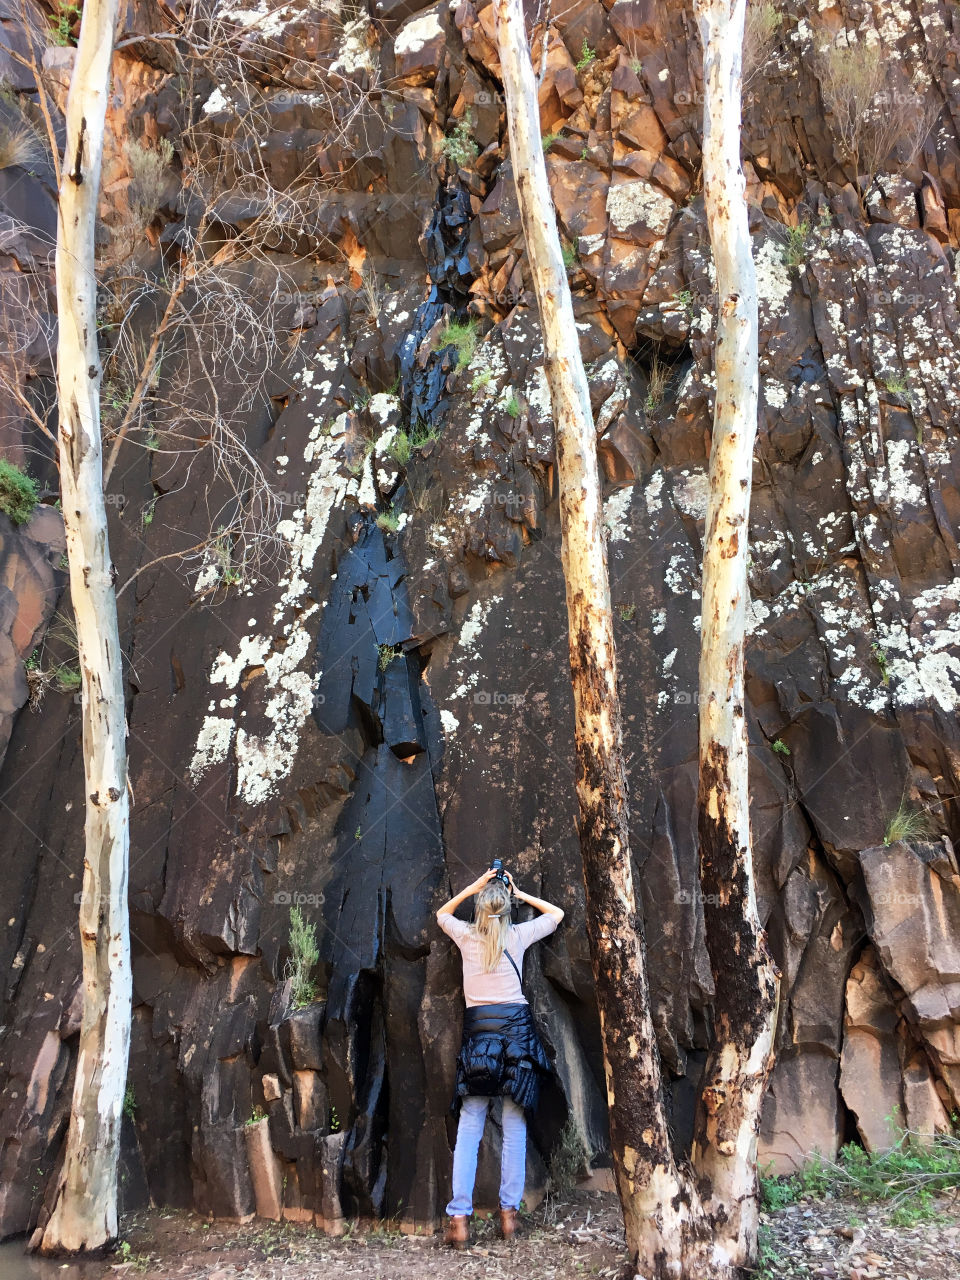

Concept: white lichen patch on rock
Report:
left=188, top=715, right=237, bottom=783
left=330, top=16, right=376, bottom=75
left=603, top=486, right=634, bottom=544
left=441, top=594, right=503, bottom=732
left=216, top=0, right=300, bottom=39
left=188, top=394, right=347, bottom=805
left=884, top=438, right=925, bottom=509
left=755, top=237, right=793, bottom=317
left=670, top=468, right=710, bottom=521
left=394, top=8, right=443, bottom=56
left=605, top=179, right=674, bottom=236
left=644, top=470, right=663, bottom=518
left=525, top=364, right=553, bottom=423
left=202, top=86, right=232, bottom=116
left=763, top=379, right=790, bottom=410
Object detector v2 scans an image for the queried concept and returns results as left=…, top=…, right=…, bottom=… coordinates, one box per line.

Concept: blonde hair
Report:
left=472, top=881, right=512, bottom=973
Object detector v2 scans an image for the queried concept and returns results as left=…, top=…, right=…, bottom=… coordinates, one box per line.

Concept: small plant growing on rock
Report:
left=54, top=665, right=81, bottom=693
left=772, top=738, right=790, bottom=756
left=438, top=318, right=478, bottom=371
left=561, top=240, right=578, bottom=269
left=49, top=0, right=81, bottom=46
left=548, top=1115, right=592, bottom=1196
left=541, top=130, right=562, bottom=152
left=245, top=1104, right=266, bottom=1125
left=376, top=506, right=400, bottom=533
left=286, top=906, right=319, bottom=1008
left=882, top=374, right=915, bottom=408
left=378, top=643, right=401, bottom=671
left=676, top=288, right=695, bottom=316
left=870, top=640, right=890, bottom=685
left=439, top=115, right=479, bottom=168
left=0, top=458, right=39, bottom=525
left=883, top=800, right=934, bottom=847
left=575, top=40, right=596, bottom=73
left=617, top=602, right=637, bottom=621
left=780, top=220, right=811, bottom=269
left=504, top=393, right=521, bottom=418
left=123, top=1087, right=137, bottom=1121
left=386, top=430, right=412, bottom=466
left=471, top=367, right=494, bottom=394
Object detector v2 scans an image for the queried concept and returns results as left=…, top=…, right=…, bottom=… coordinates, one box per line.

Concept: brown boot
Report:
left=444, top=1214, right=469, bottom=1248
left=498, top=1207, right=518, bottom=1240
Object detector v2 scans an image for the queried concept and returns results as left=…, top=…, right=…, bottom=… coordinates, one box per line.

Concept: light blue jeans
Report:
left=446, top=1095, right=526, bottom=1215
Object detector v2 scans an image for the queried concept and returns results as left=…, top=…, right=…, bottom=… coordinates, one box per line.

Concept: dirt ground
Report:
left=5, top=1188, right=960, bottom=1280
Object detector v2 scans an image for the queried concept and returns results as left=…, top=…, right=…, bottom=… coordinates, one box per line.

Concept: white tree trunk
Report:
left=493, top=3, right=732, bottom=1275
left=689, top=0, right=780, bottom=1267
left=39, top=0, right=131, bottom=1255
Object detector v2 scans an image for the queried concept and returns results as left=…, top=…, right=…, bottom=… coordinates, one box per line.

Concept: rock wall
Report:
left=3, top=0, right=960, bottom=1237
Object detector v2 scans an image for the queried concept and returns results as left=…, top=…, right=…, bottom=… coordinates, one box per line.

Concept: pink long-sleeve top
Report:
left=436, top=910, right=558, bottom=1007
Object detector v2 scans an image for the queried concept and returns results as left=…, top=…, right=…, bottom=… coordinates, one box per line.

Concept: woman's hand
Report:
left=437, top=868, right=498, bottom=920
left=504, top=870, right=519, bottom=895
left=468, top=868, right=497, bottom=894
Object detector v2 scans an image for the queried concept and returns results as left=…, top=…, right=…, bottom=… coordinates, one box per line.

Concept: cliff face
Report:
left=3, top=0, right=960, bottom=1235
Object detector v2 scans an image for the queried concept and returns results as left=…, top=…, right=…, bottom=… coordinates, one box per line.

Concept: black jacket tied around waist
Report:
left=454, top=1002, right=551, bottom=1112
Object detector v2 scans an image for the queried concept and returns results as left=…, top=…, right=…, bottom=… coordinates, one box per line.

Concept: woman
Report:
left=436, top=866, right=564, bottom=1247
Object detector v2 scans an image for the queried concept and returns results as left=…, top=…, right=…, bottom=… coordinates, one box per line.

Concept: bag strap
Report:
left=504, top=947, right=524, bottom=994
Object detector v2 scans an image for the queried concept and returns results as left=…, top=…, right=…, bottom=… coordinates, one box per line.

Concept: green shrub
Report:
left=286, top=906, right=319, bottom=1008
left=759, top=1132, right=960, bottom=1225
left=49, top=0, right=81, bottom=46
left=575, top=40, right=596, bottom=72
left=0, top=458, right=39, bottom=525
left=781, top=220, right=811, bottom=268
left=439, top=116, right=478, bottom=168
left=548, top=1115, right=591, bottom=1196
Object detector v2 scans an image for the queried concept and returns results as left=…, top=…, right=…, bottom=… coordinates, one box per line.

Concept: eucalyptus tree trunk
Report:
left=689, top=0, right=781, bottom=1266
left=38, top=0, right=131, bottom=1254
left=493, top=2, right=727, bottom=1275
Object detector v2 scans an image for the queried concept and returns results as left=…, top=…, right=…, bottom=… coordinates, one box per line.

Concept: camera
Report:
left=490, top=859, right=510, bottom=885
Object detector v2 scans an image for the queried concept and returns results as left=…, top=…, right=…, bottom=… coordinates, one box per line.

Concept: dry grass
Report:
left=818, top=42, right=939, bottom=188
left=644, top=355, right=672, bottom=413
left=0, top=119, right=40, bottom=170
left=744, top=1, right=782, bottom=83
left=124, top=137, right=174, bottom=234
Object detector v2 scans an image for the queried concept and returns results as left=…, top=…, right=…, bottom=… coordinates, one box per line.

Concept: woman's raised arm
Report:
left=505, top=873, right=564, bottom=923
left=437, top=868, right=497, bottom=917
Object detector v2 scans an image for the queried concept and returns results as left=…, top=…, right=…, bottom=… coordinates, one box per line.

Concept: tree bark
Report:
left=38, top=0, right=131, bottom=1255
left=689, top=0, right=781, bottom=1267
left=493, top=3, right=730, bottom=1276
